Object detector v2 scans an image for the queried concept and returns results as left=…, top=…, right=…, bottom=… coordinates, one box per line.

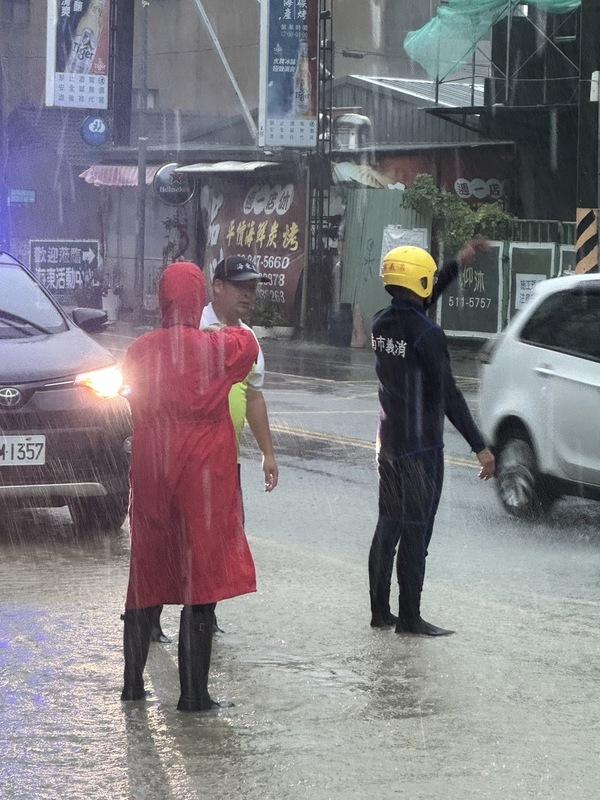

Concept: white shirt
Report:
left=200, top=302, right=265, bottom=391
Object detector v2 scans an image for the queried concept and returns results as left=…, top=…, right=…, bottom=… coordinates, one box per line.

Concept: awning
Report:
left=175, top=160, right=280, bottom=174
left=79, top=165, right=161, bottom=187
left=332, top=162, right=403, bottom=189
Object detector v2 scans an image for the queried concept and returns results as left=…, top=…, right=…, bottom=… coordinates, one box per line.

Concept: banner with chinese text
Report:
left=508, top=243, right=555, bottom=320
left=202, top=176, right=307, bottom=323
left=438, top=242, right=503, bottom=337
left=45, top=0, right=111, bottom=110
left=30, top=239, right=100, bottom=306
left=259, top=0, right=318, bottom=148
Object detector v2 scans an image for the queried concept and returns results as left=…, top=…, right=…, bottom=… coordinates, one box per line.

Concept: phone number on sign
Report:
left=258, top=288, right=285, bottom=304
left=448, top=296, right=492, bottom=309
left=242, top=254, right=290, bottom=270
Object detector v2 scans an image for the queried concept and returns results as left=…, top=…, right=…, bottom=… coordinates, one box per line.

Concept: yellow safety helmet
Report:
left=381, top=246, right=437, bottom=299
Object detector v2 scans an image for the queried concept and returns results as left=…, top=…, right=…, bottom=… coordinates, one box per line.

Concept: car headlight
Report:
left=75, top=365, right=124, bottom=399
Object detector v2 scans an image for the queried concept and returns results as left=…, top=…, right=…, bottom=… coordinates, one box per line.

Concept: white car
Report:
left=479, top=272, right=600, bottom=518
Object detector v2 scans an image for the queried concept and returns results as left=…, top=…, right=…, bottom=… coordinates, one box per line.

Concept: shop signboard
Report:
left=30, top=239, right=100, bottom=305
left=81, top=115, right=110, bottom=146
left=202, top=175, right=307, bottom=323
left=438, top=241, right=504, bottom=337
left=153, top=163, right=195, bottom=206
left=45, top=0, right=111, bottom=110
left=258, top=0, right=318, bottom=149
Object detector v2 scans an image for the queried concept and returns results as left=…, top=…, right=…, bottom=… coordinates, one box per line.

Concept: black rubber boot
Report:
left=395, top=615, right=455, bottom=637
left=212, top=610, right=224, bottom=634
left=177, top=605, right=232, bottom=712
left=371, top=612, right=399, bottom=628
left=121, top=608, right=154, bottom=701
left=369, top=592, right=398, bottom=628
left=150, top=606, right=172, bottom=644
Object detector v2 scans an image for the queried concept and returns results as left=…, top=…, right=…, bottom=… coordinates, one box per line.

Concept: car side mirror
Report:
left=72, top=307, right=108, bottom=333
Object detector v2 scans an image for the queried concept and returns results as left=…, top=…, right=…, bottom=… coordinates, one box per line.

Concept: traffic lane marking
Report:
left=269, top=425, right=479, bottom=470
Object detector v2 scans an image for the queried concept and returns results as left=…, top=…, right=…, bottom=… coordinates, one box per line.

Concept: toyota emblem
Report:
left=0, top=387, right=22, bottom=408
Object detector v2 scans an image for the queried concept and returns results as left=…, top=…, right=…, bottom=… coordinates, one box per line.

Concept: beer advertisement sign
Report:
left=259, top=0, right=318, bottom=149
left=45, top=0, right=111, bottom=110
left=202, top=175, right=308, bottom=323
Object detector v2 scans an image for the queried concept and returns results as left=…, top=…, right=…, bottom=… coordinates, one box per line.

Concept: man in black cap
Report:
left=202, top=257, right=279, bottom=493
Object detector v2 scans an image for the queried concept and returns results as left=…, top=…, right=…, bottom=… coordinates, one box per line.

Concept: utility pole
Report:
left=576, top=0, right=600, bottom=273
left=0, top=54, right=10, bottom=252
left=134, top=2, right=149, bottom=320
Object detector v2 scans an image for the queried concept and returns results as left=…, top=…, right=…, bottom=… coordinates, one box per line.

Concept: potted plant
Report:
left=102, top=268, right=123, bottom=322
left=249, top=295, right=294, bottom=340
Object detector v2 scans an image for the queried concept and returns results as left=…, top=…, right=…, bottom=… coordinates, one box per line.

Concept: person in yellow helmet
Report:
left=368, top=239, right=495, bottom=636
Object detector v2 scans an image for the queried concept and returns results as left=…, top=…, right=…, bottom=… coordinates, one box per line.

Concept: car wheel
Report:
left=69, top=492, right=129, bottom=533
left=496, top=436, right=556, bottom=519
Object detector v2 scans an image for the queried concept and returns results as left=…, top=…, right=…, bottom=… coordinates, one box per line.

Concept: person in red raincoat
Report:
left=120, top=261, right=259, bottom=712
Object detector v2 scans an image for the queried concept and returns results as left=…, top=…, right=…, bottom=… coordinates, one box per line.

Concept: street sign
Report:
left=258, top=0, right=319, bottom=149
left=8, top=189, right=36, bottom=205
left=29, top=239, right=100, bottom=305
left=81, top=115, right=110, bottom=146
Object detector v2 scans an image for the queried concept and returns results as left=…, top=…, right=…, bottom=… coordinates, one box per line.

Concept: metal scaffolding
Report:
left=303, top=0, right=334, bottom=332
left=433, top=1, right=580, bottom=109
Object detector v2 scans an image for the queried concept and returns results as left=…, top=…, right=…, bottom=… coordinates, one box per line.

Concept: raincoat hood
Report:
left=159, top=261, right=207, bottom=328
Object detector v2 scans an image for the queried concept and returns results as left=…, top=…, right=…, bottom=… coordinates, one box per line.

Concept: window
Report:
left=521, top=287, right=600, bottom=362
left=0, top=260, right=66, bottom=338
left=1, top=0, right=31, bottom=26
left=133, top=88, right=159, bottom=111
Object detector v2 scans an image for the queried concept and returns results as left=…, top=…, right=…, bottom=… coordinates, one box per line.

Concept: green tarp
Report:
left=404, top=0, right=581, bottom=81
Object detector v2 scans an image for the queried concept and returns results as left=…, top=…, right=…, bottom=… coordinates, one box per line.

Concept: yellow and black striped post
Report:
left=576, top=208, right=599, bottom=273
left=576, top=1, right=600, bottom=272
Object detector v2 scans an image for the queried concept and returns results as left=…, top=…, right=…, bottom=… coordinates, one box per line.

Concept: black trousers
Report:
left=368, top=449, right=444, bottom=622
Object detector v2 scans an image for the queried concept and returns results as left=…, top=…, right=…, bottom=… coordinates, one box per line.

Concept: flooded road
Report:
left=2, top=362, right=600, bottom=799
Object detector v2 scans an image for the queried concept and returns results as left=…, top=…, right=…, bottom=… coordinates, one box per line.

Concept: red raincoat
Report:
left=123, top=262, right=259, bottom=610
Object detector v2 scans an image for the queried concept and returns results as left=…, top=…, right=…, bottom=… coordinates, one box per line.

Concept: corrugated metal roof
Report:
left=175, top=161, right=280, bottom=174
left=348, top=76, right=484, bottom=108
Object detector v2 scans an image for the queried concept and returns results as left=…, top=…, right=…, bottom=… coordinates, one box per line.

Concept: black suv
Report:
left=0, top=251, right=131, bottom=531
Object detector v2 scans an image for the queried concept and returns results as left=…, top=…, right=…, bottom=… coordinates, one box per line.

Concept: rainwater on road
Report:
left=1, top=337, right=599, bottom=799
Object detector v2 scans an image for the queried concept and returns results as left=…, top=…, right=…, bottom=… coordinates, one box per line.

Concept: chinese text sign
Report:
left=202, top=177, right=307, bottom=323
left=46, top=0, right=111, bottom=110
left=30, top=239, right=100, bottom=305
left=259, top=0, right=318, bottom=148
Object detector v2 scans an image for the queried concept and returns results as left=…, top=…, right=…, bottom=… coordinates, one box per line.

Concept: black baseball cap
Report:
left=213, top=256, right=268, bottom=283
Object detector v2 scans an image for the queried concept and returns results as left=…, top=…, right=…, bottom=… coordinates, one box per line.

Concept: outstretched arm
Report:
left=427, top=237, right=491, bottom=307
left=246, top=388, right=279, bottom=492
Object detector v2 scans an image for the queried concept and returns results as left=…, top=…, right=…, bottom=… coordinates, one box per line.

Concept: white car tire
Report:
left=496, top=436, right=556, bottom=519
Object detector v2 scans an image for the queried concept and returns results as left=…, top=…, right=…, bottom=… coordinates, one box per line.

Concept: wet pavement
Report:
left=2, top=335, right=600, bottom=799
left=96, top=321, right=484, bottom=384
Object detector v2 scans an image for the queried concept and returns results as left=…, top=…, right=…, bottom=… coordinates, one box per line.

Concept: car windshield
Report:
left=0, top=256, right=67, bottom=339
